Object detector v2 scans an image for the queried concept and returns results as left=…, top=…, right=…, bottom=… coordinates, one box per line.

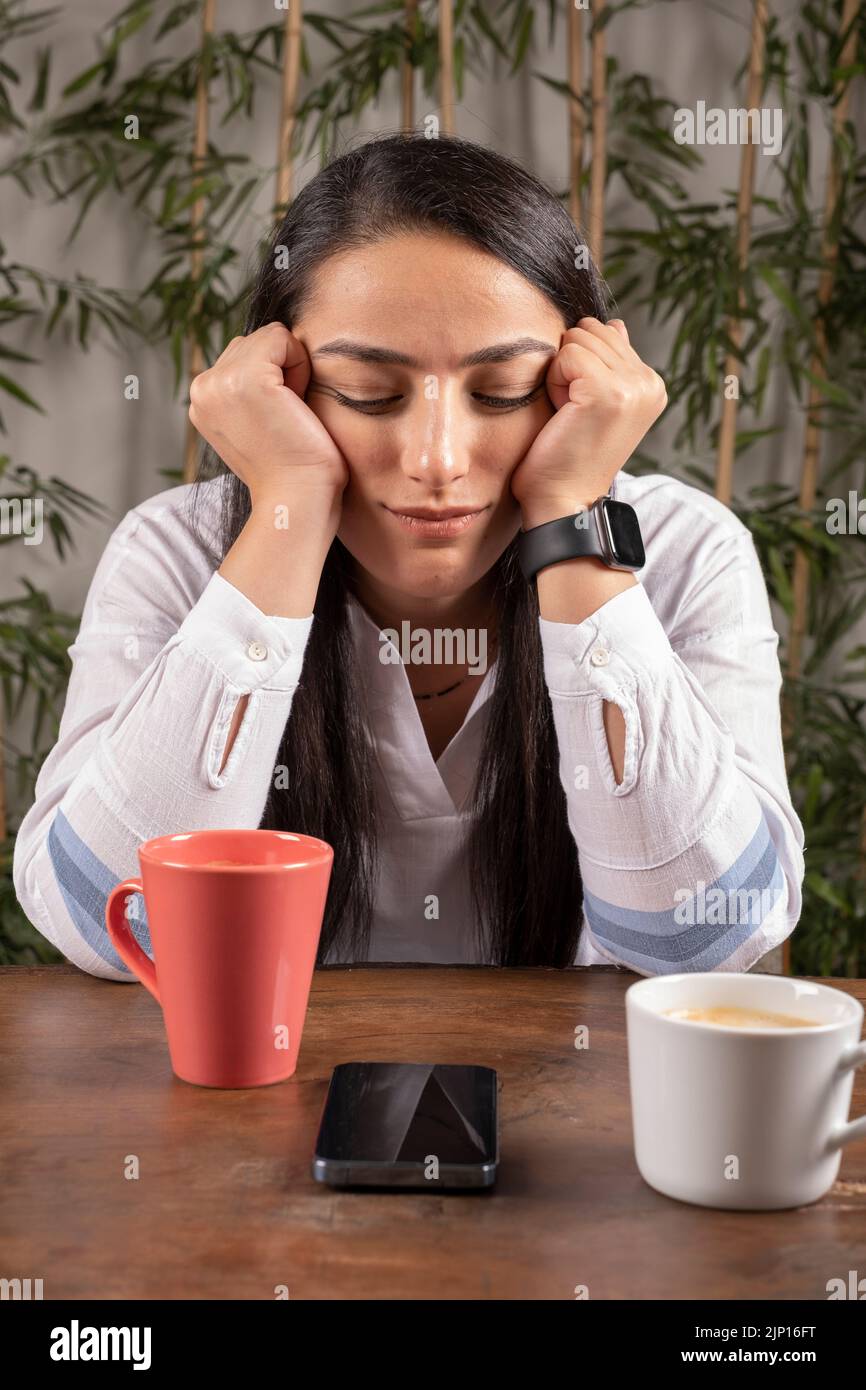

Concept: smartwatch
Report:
left=518, top=495, right=645, bottom=581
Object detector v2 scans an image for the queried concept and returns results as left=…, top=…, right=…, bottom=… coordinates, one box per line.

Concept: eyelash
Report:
left=331, top=387, right=545, bottom=414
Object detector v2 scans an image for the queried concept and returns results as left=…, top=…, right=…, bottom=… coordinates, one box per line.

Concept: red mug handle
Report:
left=106, top=878, right=161, bottom=1003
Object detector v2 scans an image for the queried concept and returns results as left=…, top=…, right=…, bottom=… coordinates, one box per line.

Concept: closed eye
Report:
left=330, top=386, right=546, bottom=414
left=474, top=386, right=546, bottom=409
left=330, top=391, right=402, bottom=414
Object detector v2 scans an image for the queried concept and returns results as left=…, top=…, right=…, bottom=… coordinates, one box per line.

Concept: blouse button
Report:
left=247, top=640, right=268, bottom=661
left=590, top=646, right=610, bottom=666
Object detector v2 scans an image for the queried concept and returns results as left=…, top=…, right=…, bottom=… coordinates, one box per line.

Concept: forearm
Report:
left=521, top=497, right=636, bottom=781
left=218, top=488, right=340, bottom=619
left=215, top=490, right=339, bottom=772
left=537, top=583, right=804, bottom=973
left=13, top=571, right=316, bottom=978
left=220, top=693, right=250, bottom=774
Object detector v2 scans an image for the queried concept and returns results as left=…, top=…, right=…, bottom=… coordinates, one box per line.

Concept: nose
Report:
left=398, top=377, right=470, bottom=490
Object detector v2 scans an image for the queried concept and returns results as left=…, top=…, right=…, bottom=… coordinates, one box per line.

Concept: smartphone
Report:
left=312, top=1061, right=499, bottom=1190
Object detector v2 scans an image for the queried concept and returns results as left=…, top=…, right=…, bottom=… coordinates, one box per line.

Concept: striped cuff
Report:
left=582, top=809, right=785, bottom=973
left=48, top=808, right=150, bottom=974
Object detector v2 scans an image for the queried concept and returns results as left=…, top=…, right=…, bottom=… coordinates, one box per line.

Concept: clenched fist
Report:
left=188, top=322, right=350, bottom=508
left=510, top=317, right=667, bottom=527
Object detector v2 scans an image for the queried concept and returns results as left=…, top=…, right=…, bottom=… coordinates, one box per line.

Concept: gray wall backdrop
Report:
left=2, top=0, right=860, bottom=820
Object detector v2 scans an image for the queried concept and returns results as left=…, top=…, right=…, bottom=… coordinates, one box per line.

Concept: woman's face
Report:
left=292, top=231, right=567, bottom=605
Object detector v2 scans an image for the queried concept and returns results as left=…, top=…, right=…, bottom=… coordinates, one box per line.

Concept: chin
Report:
left=386, top=562, right=483, bottom=599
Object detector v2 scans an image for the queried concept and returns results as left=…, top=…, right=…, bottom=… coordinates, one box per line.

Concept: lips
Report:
left=384, top=504, right=489, bottom=537
left=388, top=507, right=486, bottom=519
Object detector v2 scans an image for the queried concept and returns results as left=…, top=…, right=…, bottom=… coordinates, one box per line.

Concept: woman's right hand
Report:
left=188, top=322, right=350, bottom=511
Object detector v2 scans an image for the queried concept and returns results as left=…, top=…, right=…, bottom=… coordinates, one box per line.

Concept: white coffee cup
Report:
left=625, top=971, right=866, bottom=1210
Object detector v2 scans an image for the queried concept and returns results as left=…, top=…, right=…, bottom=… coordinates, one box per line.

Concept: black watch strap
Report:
left=518, top=508, right=605, bottom=582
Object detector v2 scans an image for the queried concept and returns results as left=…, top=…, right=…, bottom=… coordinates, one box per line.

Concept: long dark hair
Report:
left=188, top=132, right=611, bottom=966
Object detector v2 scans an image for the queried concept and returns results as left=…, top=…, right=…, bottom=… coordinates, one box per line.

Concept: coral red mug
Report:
left=106, top=829, right=334, bottom=1088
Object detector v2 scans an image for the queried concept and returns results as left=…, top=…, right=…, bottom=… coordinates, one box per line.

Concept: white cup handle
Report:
left=826, top=1040, right=866, bottom=1151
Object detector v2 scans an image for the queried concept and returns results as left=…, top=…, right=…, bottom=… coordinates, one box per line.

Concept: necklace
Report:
left=412, top=674, right=473, bottom=701
left=411, top=632, right=499, bottom=701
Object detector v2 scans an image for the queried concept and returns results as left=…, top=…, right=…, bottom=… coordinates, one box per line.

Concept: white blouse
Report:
left=12, top=468, right=805, bottom=978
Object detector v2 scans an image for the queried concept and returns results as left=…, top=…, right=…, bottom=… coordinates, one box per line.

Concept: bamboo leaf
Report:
left=28, top=46, right=51, bottom=111
left=61, top=61, right=106, bottom=98
left=799, top=367, right=854, bottom=407
left=509, top=7, right=533, bottom=74
left=756, top=264, right=812, bottom=331
left=0, top=374, right=43, bottom=412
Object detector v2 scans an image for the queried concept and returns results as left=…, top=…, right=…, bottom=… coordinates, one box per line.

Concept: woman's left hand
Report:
left=510, top=317, right=667, bottom=527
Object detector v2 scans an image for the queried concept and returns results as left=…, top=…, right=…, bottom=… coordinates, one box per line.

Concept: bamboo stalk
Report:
left=402, top=0, right=418, bottom=131
left=439, top=0, right=454, bottom=134
left=0, top=696, right=6, bottom=843
left=276, top=0, right=303, bottom=210
left=715, top=0, right=768, bottom=506
left=781, top=0, right=861, bottom=976
left=785, top=0, right=861, bottom=691
left=568, top=0, right=585, bottom=230
left=182, top=0, right=217, bottom=485
left=588, top=0, right=607, bottom=270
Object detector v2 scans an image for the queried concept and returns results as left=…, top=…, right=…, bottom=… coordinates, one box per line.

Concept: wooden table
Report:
left=2, top=964, right=864, bottom=1300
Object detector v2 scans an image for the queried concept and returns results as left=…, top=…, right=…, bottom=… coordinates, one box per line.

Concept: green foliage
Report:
left=0, top=0, right=864, bottom=974
left=0, top=835, right=61, bottom=962
left=602, top=0, right=866, bottom=974
left=0, top=460, right=109, bottom=965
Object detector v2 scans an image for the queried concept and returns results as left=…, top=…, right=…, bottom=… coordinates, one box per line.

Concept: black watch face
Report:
left=600, top=498, right=645, bottom=569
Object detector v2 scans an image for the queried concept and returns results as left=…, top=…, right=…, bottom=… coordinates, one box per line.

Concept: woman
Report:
left=13, top=132, right=804, bottom=976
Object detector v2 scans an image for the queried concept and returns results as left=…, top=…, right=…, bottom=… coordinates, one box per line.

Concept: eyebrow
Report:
left=309, top=336, right=557, bottom=369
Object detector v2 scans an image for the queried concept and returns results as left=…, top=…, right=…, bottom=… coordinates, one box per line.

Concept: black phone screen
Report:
left=312, top=1062, right=498, bottom=1187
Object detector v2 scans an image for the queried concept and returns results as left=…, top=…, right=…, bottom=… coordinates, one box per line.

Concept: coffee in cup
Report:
left=663, top=1005, right=820, bottom=1029
left=626, top=972, right=866, bottom=1209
